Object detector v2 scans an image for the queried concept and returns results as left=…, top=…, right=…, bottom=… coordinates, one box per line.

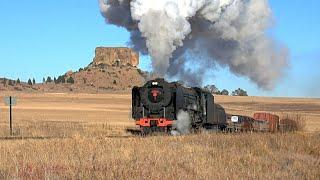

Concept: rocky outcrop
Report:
left=0, top=47, right=146, bottom=93
left=91, top=47, right=139, bottom=67
left=46, top=47, right=145, bottom=92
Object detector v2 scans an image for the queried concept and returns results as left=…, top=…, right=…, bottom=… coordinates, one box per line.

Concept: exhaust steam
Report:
left=171, top=110, right=191, bottom=135
left=99, top=0, right=289, bottom=89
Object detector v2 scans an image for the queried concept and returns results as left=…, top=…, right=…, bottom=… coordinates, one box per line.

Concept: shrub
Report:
left=56, top=75, right=66, bottom=84
left=67, top=77, right=75, bottom=84
left=27, top=79, right=32, bottom=86
left=280, top=114, right=306, bottom=132
left=220, top=89, right=229, bottom=96
left=46, top=76, right=53, bottom=83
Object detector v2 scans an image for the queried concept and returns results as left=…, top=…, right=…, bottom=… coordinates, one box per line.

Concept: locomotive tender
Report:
left=132, top=78, right=227, bottom=133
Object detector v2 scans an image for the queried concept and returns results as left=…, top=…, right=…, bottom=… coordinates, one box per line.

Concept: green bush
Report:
left=67, top=77, right=75, bottom=84
left=28, top=79, right=32, bottom=85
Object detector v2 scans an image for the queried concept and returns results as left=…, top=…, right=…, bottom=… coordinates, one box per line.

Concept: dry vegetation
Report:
left=0, top=133, right=319, bottom=179
left=280, top=114, right=307, bottom=132
left=215, top=95, right=320, bottom=132
left=0, top=92, right=319, bottom=179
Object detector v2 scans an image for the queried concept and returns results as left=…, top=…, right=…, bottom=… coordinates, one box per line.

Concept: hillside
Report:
left=0, top=47, right=147, bottom=93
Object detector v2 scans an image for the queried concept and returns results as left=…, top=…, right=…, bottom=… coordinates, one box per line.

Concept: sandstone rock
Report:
left=91, top=47, right=139, bottom=67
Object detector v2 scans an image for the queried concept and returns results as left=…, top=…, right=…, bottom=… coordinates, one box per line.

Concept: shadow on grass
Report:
left=0, top=136, right=67, bottom=141
left=0, top=135, right=135, bottom=141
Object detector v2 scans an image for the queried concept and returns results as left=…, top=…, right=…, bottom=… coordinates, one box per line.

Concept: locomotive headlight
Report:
left=152, top=82, right=158, bottom=85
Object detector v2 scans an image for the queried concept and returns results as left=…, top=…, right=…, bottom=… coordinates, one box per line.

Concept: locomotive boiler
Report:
left=132, top=78, right=227, bottom=133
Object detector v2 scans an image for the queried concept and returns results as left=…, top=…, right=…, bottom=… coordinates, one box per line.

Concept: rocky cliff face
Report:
left=91, top=47, right=139, bottom=67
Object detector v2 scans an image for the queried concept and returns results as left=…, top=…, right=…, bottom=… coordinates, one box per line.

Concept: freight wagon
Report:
left=226, top=115, right=255, bottom=132
left=253, top=112, right=280, bottom=132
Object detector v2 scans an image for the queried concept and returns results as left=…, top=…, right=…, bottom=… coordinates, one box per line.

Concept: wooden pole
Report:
left=9, top=96, right=12, bottom=136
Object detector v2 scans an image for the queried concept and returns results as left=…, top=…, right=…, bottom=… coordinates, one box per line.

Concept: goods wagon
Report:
left=226, top=115, right=255, bottom=132
left=254, top=112, right=280, bottom=132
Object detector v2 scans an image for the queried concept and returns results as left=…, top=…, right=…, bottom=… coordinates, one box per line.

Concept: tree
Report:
left=16, top=78, right=21, bottom=84
left=56, top=75, right=65, bottom=84
left=220, top=89, right=229, bottom=96
left=232, top=88, right=248, bottom=96
left=67, top=77, right=75, bottom=84
left=46, top=76, right=53, bottom=83
left=204, top=84, right=219, bottom=94
left=43, top=77, right=46, bottom=83
left=54, top=77, right=57, bottom=84
left=32, top=78, right=36, bottom=85
left=28, top=79, right=32, bottom=85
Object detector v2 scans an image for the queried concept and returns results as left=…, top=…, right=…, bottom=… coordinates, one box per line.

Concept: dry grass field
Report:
left=0, top=92, right=319, bottom=179
left=215, top=95, right=320, bottom=133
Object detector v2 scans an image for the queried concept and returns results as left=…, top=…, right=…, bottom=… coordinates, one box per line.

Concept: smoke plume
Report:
left=171, top=110, right=191, bottom=135
left=99, top=0, right=289, bottom=89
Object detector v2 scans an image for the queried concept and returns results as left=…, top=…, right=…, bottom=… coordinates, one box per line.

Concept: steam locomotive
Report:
left=132, top=78, right=227, bottom=133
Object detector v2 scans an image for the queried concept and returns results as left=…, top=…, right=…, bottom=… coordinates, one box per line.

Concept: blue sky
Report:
left=0, top=0, right=319, bottom=97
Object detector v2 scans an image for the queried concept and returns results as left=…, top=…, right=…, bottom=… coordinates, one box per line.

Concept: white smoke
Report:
left=99, top=0, right=289, bottom=89
left=171, top=110, right=191, bottom=135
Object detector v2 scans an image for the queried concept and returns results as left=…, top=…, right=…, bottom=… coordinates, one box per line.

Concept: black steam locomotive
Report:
left=132, top=78, right=227, bottom=133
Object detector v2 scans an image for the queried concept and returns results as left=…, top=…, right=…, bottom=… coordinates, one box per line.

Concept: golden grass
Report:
left=0, top=92, right=319, bottom=179
left=0, top=133, right=319, bottom=179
